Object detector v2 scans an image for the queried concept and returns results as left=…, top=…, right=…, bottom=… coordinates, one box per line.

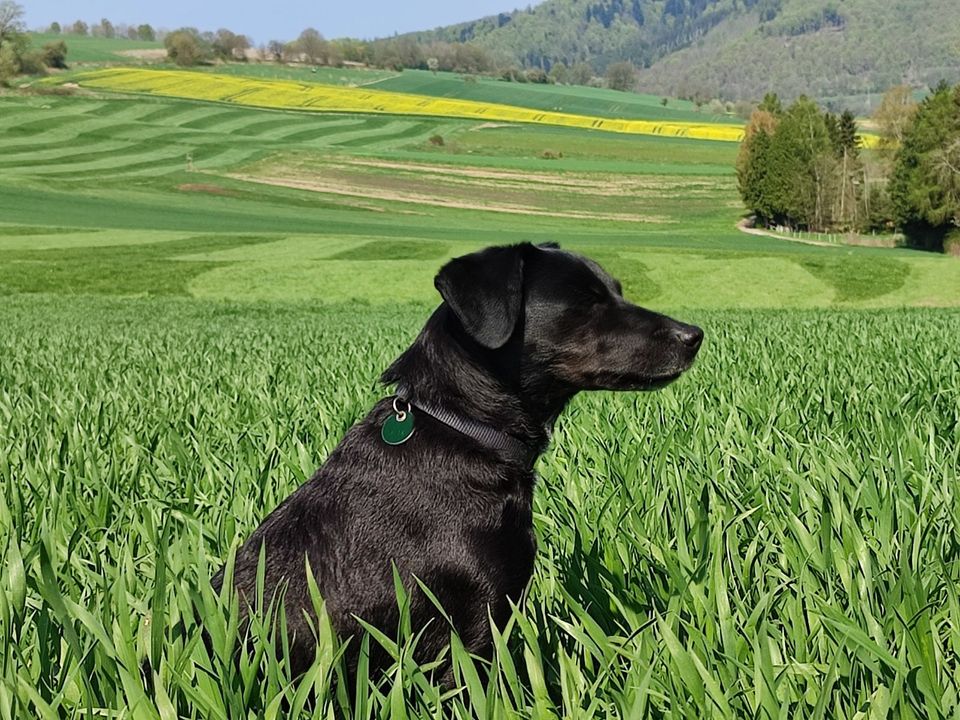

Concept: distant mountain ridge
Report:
left=402, top=0, right=960, bottom=110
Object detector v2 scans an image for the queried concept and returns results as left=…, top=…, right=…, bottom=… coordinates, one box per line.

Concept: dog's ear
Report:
left=435, top=245, right=525, bottom=349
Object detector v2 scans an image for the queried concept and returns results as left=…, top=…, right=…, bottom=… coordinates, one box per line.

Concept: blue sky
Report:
left=23, top=1, right=524, bottom=43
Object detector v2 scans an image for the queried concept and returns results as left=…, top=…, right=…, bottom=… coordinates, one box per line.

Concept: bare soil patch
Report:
left=230, top=172, right=669, bottom=223
left=337, top=158, right=721, bottom=196
left=177, top=183, right=240, bottom=197
left=115, top=49, right=168, bottom=60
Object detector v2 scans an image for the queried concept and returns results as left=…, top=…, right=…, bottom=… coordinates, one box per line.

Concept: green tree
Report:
left=770, top=97, right=835, bottom=229
left=164, top=28, right=209, bottom=66
left=548, top=61, right=568, bottom=84
left=569, top=62, right=593, bottom=86
left=330, top=38, right=367, bottom=64
left=890, top=83, right=960, bottom=249
left=736, top=109, right=779, bottom=224
left=0, top=45, right=18, bottom=83
left=69, top=20, right=88, bottom=36
left=98, top=18, right=115, bottom=39
left=836, top=111, right=860, bottom=156
left=212, top=28, right=250, bottom=61
left=758, top=92, right=783, bottom=115
left=48, top=21, right=61, bottom=34
left=136, top=24, right=156, bottom=42
left=0, top=1, right=25, bottom=54
left=605, top=61, right=636, bottom=91
left=873, top=85, right=918, bottom=151
left=824, top=110, right=865, bottom=229
left=267, top=39, right=285, bottom=62
left=738, top=97, right=838, bottom=230
left=295, top=28, right=329, bottom=65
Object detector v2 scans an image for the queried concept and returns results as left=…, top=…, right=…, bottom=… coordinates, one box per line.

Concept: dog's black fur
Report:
left=212, top=242, right=703, bottom=677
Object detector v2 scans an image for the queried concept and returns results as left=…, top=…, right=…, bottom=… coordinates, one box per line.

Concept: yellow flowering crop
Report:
left=70, top=68, right=747, bottom=143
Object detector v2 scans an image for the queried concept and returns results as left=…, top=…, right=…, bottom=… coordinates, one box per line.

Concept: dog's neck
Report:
left=382, top=306, right=574, bottom=457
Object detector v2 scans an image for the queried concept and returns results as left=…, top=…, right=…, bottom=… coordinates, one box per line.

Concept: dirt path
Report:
left=736, top=218, right=837, bottom=247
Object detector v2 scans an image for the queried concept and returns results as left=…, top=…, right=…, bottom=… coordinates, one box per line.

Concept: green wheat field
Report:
left=2, top=65, right=960, bottom=717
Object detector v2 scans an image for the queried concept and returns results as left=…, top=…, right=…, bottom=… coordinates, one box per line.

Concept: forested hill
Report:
left=403, top=0, right=960, bottom=108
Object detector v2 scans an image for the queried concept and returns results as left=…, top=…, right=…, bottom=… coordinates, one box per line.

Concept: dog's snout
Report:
left=672, top=324, right=704, bottom=350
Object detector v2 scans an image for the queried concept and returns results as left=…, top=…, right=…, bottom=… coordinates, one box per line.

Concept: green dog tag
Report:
left=382, top=407, right=415, bottom=445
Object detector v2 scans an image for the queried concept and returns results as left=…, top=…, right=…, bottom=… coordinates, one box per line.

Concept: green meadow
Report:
left=366, top=69, right=740, bottom=124
left=187, top=63, right=399, bottom=87
left=3, top=90, right=959, bottom=308
left=28, top=32, right=164, bottom=63
left=2, top=71, right=960, bottom=717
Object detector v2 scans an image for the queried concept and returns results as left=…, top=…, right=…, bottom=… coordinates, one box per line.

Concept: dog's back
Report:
left=217, top=392, right=537, bottom=675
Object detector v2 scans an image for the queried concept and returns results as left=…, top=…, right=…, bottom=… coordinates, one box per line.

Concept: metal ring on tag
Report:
left=392, top=397, right=411, bottom=422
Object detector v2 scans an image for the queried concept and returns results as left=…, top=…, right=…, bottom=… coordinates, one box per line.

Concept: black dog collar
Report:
left=391, top=387, right=537, bottom=467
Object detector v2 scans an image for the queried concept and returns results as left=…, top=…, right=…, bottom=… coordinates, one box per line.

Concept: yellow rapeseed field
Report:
left=68, top=68, right=748, bottom=143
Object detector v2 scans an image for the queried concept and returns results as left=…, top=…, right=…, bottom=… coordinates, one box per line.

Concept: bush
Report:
left=428, top=134, right=444, bottom=147
left=0, top=46, right=18, bottom=86
left=499, top=67, right=528, bottom=83
left=41, top=40, right=68, bottom=69
left=707, top=99, right=726, bottom=115
left=525, top=68, right=548, bottom=84
left=25, top=84, right=76, bottom=96
left=18, top=49, right=46, bottom=75
left=164, top=28, right=210, bottom=67
left=605, top=61, right=637, bottom=92
left=540, top=149, right=563, bottom=159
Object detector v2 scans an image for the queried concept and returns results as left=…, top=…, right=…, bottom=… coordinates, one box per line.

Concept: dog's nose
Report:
left=672, top=324, right=704, bottom=350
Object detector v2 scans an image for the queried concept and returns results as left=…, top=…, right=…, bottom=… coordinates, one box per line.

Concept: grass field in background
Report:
left=28, top=32, right=164, bottom=63
left=55, top=68, right=748, bottom=142
left=2, top=77, right=960, bottom=716
left=1, top=92, right=951, bottom=307
left=189, top=63, right=398, bottom=86
left=367, top=68, right=740, bottom=124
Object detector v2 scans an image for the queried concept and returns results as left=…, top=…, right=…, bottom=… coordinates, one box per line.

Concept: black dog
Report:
left=213, top=242, right=702, bottom=678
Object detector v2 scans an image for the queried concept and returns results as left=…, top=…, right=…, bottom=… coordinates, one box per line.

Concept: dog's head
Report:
left=435, top=243, right=702, bottom=392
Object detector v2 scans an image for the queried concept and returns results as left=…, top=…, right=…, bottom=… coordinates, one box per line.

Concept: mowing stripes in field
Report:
left=62, top=68, right=750, bottom=143
left=333, top=120, right=441, bottom=148
left=0, top=97, right=456, bottom=181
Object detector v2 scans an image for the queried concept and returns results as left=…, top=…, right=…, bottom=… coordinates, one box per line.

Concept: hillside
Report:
left=406, top=0, right=960, bottom=108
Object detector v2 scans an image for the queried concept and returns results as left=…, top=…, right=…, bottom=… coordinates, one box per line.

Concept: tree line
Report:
left=737, top=84, right=960, bottom=252
left=158, top=23, right=641, bottom=90
left=161, top=27, right=507, bottom=76
left=44, top=18, right=157, bottom=42
left=0, top=0, right=643, bottom=93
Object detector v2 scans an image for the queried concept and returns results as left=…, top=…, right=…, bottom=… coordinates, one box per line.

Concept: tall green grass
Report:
left=2, top=296, right=959, bottom=717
